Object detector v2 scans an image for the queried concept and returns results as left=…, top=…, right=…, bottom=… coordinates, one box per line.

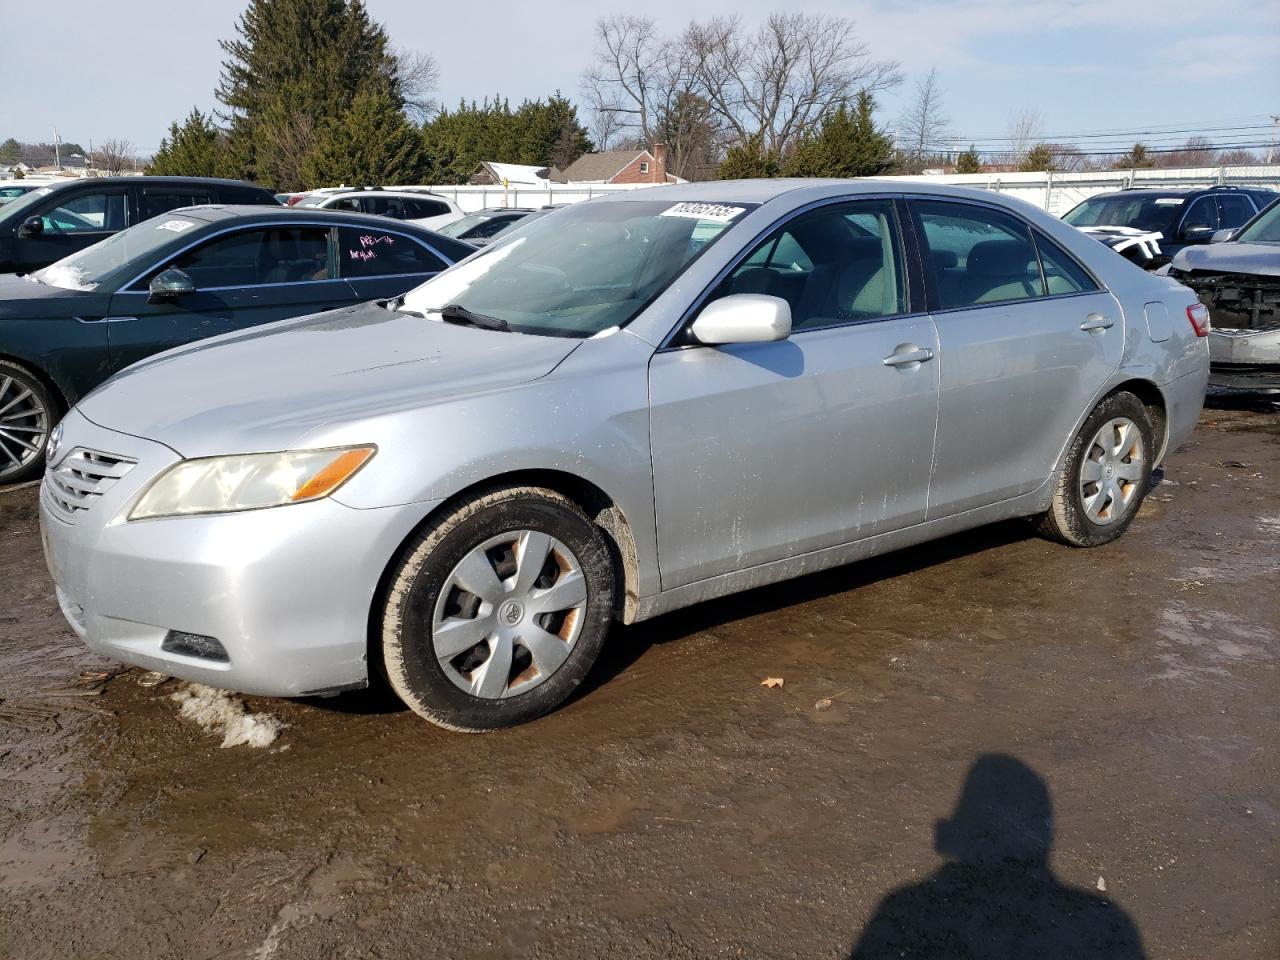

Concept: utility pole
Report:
left=1269, top=116, right=1279, bottom=164
left=53, top=127, right=61, bottom=169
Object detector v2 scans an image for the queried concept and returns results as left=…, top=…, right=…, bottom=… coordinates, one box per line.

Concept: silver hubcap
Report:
left=432, top=529, right=588, bottom=699
left=0, top=375, right=48, bottom=479
left=1080, top=417, right=1145, bottom=525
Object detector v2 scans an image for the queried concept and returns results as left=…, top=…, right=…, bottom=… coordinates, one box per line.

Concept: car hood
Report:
left=0, top=273, right=104, bottom=318
left=77, top=300, right=582, bottom=457
left=1171, top=242, right=1280, bottom=277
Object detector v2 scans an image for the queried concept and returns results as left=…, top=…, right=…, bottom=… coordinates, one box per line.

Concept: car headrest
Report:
left=932, top=249, right=959, bottom=269
left=967, top=240, right=1034, bottom=278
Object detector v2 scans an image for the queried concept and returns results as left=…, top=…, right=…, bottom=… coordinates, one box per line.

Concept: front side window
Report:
left=1217, top=195, right=1255, bottom=230
left=40, top=191, right=127, bottom=234
left=338, top=227, right=445, bottom=277
left=399, top=199, right=753, bottom=337
left=1235, top=200, right=1280, bottom=244
left=150, top=226, right=330, bottom=288
left=708, top=200, right=905, bottom=331
left=916, top=201, right=1041, bottom=309
left=1180, top=196, right=1219, bottom=235
left=329, top=197, right=362, bottom=213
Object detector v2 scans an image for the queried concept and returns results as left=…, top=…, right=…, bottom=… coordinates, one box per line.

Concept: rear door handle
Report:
left=883, top=346, right=935, bottom=367
left=1080, top=314, right=1114, bottom=332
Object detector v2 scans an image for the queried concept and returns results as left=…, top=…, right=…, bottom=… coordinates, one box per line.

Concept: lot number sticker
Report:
left=660, top=202, right=746, bottom=223
left=156, top=219, right=196, bottom=232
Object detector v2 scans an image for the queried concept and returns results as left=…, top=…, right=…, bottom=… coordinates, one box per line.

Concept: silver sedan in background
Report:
left=40, top=180, right=1210, bottom=731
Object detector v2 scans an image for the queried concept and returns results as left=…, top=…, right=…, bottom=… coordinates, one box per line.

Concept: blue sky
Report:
left=3, top=0, right=1277, bottom=159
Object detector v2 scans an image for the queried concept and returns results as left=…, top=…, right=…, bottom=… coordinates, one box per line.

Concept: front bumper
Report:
left=39, top=410, right=433, bottom=697
left=1208, top=327, right=1280, bottom=389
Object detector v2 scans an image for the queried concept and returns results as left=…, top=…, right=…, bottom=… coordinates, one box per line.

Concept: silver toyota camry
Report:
left=40, top=180, right=1210, bottom=731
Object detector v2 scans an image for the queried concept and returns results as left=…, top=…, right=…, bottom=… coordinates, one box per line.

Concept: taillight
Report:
left=1187, top=303, right=1210, bottom=337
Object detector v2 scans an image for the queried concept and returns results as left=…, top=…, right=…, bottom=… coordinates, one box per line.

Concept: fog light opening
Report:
left=161, top=631, right=230, bottom=663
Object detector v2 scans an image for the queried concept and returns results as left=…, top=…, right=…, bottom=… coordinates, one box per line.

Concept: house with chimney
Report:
left=550, top=145, right=682, bottom=185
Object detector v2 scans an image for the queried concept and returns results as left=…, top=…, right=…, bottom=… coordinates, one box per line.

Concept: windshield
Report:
left=399, top=199, right=754, bottom=337
left=0, top=183, right=65, bottom=222
left=436, top=213, right=493, bottom=238
left=31, top=213, right=204, bottom=291
left=1235, top=200, right=1280, bottom=244
left=1062, top=195, right=1185, bottom=235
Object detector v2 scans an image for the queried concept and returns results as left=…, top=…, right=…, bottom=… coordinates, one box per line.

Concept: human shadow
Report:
left=849, top=754, right=1147, bottom=960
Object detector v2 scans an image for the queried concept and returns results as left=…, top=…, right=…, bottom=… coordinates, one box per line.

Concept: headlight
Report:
left=129, top=446, right=375, bottom=520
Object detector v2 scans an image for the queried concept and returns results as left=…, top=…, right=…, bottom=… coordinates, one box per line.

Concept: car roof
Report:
left=35, top=175, right=267, bottom=191
left=321, top=189, right=449, bottom=200
left=165, top=204, right=451, bottom=231
left=594, top=177, right=1051, bottom=207
left=1081, top=186, right=1278, bottom=201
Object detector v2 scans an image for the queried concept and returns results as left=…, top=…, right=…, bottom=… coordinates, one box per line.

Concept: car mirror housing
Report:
left=1181, top=224, right=1215, bottom=243
left=691, top=294, right=792, bottom=346
left=17, top=215, right=43, bottom=238
left=148, top=268, right=196, bottom=302
left=1210, top=228, right=1236, bottom=243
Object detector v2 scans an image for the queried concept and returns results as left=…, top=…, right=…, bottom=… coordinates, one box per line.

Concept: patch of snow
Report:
left=34, top=262, right=98, bottom=291
left=170, top=683, right=285, bottom=749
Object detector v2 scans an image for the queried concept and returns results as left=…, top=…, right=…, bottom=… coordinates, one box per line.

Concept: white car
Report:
left=295, top=189, right=464, bottom=231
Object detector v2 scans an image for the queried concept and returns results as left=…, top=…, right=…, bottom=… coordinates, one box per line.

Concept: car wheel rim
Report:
left=432, top=529, right=588, bottom=700
left=1080, top=416, right=1145, bottom=526
left=0, top=374, right=48, bottom=480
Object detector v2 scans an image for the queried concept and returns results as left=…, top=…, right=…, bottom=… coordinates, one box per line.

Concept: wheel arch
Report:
left=366, top=468, right=642, bottom=680
left=1106, top=378, right=1168, bottom=463
left=0, top=352, right=69, bottom=415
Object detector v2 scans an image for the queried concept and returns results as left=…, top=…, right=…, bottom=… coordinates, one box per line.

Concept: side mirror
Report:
left=1181, top=224, right=1215, bottom=243
left=691, top=294, right=791, bottom=345
left=17, top=215, right=43, bottom=238
left=1210, top=228, right=1236, bottom=243
left=148, top=268, right=196, bottom=303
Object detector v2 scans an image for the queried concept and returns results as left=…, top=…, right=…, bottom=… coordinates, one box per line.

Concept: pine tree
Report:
left=782, top=93, right=894, bottom=178
left=0, top=139, right=19, bottom=163
left=147, top=109, right=225, bottom=177
left=716, top=134, right=781, bottom=180
left=1019, top=143, right=1055, bottom=172
left=216, top=0, right=403, bottom=188
left=954, top=145, right=982, bottom=174
left=301, top=87, right=426, bottom=188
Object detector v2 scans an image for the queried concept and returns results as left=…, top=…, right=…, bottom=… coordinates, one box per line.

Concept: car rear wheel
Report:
left=380, top=485, right=614, bottom=731
left=1036, top=391, right=1155, bottom=547
left=0, top=360, right=57, bottom=486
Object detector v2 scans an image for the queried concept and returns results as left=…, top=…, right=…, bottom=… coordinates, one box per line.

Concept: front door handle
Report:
left=883, top=345, right=935, bottom=367
left=1080, top=314, right=1114, bottom=332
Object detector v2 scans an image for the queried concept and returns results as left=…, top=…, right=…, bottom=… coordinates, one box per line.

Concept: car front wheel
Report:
left=380, top=485, right=615, bottom=731
left=1037, top=390, right=1155, bottom=547
left=0, top=360, right=57, bottom=486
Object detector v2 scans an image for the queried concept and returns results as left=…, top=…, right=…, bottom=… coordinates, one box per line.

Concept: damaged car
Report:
left=1063, top=186, right=1276, bottom=270
left=1168, top=198, right=1280, bottom=389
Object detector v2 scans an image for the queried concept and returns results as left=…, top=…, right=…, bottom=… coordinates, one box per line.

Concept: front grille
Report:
left=43, top=448, right=137, bottom=522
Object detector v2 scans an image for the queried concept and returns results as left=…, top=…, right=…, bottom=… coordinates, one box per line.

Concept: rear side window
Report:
left=337, top=227, right=446, bottom=277
left=915, top=201, right=1041, bottom=309
left=1217, top=195, right=1255, bottom=230
left=329, top=197, right=363, bottom=213
left=156, top=226, right=330, bottom=288
left=404, top=198, right=451, bottom=218
left=140, top=190, right=212, bottom=220
left=1034, top=231, right=1099, bottom=295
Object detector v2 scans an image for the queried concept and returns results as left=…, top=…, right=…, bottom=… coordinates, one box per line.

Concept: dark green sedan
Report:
left=0, top=205, right=475, bottom=483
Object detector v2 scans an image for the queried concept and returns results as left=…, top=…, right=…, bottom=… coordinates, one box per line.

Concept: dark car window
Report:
left=148, top=226, right=331, bottom=288
left=1217, top=195, right=1256, bottom=230
left=712, top=200, right=906, bottom=331
left=1180, top=196, right=1219, bottom=234
left=403, top=197, right=451, bottom=219
left=465, top=215, right=523, bottom=240
left=1034, top=231, right=1099, bottom=295
left=41, top=191, right=128, bottom=234
left=139, top=190, right=213, bottom=220
left=337, top=227, right=446, bottom=278
left=363, top=196, right=406, bottom=219
left=329, top=197, right=363, bottom=213
left=916, top=201, right=1041, bottom=309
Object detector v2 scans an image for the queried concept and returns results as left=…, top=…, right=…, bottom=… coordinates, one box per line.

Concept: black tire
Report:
left=381, top=485, right=614, bottom=731
left=0, top=360, right=59, bottom=486
left=1037, top=391, right=1155, bottom=547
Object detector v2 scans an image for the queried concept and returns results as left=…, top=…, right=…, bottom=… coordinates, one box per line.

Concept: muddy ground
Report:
left=1, top=396, right=1277, bottom=959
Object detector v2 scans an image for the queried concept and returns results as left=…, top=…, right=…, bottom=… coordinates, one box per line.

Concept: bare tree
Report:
left=896, top=69, right=949, bottom=172
left=1217, top=148, right=1257, bottom=166
left=583, top=16, right=669, bottom=153
left=1006, top=109, right=1042, bottom=167
left=1161, top=136, right=1218, bottom=168
left=685, top=13, right=900, bottom=157
left=94, top=138, right=136, bottom=175
left=395, top=48, right=440, bottom=124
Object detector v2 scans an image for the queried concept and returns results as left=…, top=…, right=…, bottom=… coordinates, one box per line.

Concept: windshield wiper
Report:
left=439, top=303, right=509, bottom=332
